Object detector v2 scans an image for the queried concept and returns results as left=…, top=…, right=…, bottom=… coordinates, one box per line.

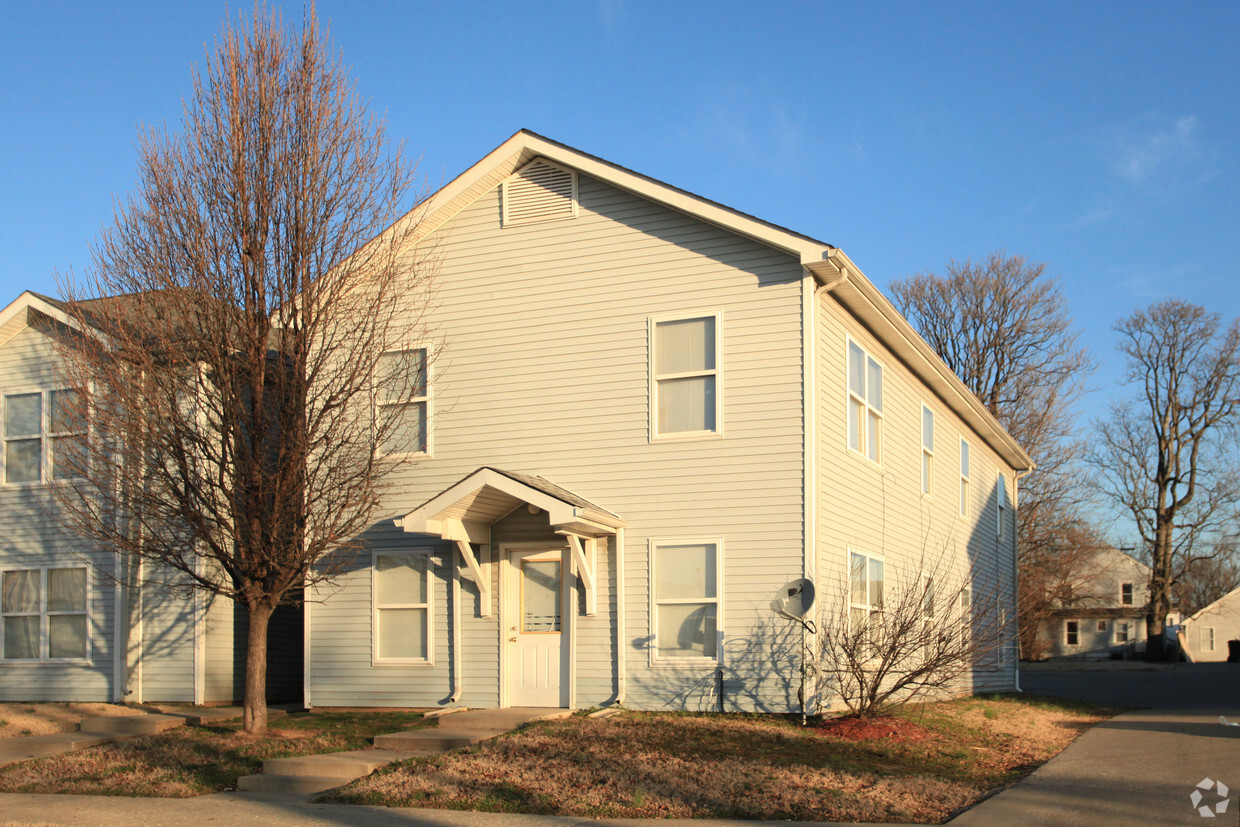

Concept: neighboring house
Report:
left=1039, top=546, right=1151, bottom=659
left=1179, top=587, right=1240, bottom=662
left=304, top=130, right=1032, bottom=713
left=1, top=130, right=1031, bottom=713
left=0, top=291, right=301, bottom=703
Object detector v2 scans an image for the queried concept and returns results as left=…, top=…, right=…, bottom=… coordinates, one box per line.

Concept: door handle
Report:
left=508, top=636, right=517, bottom=643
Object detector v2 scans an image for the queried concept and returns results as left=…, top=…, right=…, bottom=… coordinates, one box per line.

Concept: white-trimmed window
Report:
left=372, top=550, right=433, bottom=664
left=1115, top=621, right=1132, bottom=644
left=849, top=550, right=884, bottom=632
left=847, top=339, right=883, bottom=462
left=651, top=314, right=721, bottom=438
left=376, top=348, right=430, bottom=456
left=959, top=586, right=973, bottom=648
left=1120, top=583, right=1134, bottom=606
left=651, top=541, right=720, bottom=662
left=1096, top=619, right=1107, bottom=633
left=959, top=439, right=971, bottom=518
left=1202, top=626, right=1216, bottom=652
left=3, top=388, right=86, bottom=485
left=996, top=473, right=1007, bottom=538
left=921, top=404, right=934, bottom=495
left=1, top=567, right=89, bottom=661
left=1065, top=619, right=1079, bottom=646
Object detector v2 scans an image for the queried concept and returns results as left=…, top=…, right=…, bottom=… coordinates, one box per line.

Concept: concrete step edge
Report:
left=235, top=774, right=347, bottom=794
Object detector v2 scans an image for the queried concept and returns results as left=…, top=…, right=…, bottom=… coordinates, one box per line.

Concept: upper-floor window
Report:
left=652, top=540, right=721, bottom=662
left=847, top=340, right=882, bottom=462
left=1120, top=583, right=1134, bottom=606
left=376, top=348, right=430, bottom=455
left=959, top=439, right=971, bottom=518
left=1, top=566, right=89, bottom=661
left=372, top=550, right=433, bottom=663
left=921, top=405, right=935, bottom=495
left=3, top=389, right=86, bottom=485
left=996, top=473, right=1007, bottom=538
left=652, top=314, right=720, bottom=438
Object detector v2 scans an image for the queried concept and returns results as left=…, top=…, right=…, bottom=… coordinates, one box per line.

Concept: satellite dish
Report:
left=770, top=578, right=815, bottom=620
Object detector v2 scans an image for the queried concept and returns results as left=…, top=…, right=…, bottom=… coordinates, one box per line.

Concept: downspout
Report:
left=112, top=550, right=124, bottom=702
left=615, top=528, right=626, bottom=706
left=1013, top=467, right=1033, bottom=692
left=450, top=548, right=463, bottom=704
left=801, top=255, right=847, bottom=716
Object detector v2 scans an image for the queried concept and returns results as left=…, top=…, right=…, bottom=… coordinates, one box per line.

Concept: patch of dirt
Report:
left=0, top=703, right=146, bottom=738
left=813, top=715, right=938, bottom=743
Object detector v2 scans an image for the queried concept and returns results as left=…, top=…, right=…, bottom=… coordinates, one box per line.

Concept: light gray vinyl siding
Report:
left=0, top=324, right=116, bottom=701
left=309, top=172, right=807, bottom=711
left=816, top=291, right=1018, bottom=705
left=203, top=593, right=240, bottom=703
left=136, top=565, right=196, bottom=702
left=1182, top=590, right=1240, bottom=662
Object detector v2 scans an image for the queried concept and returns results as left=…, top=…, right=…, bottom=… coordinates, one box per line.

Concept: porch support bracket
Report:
left=453, top=539, right=492, bottom=618
left=563, top=533, right=597, bottom=617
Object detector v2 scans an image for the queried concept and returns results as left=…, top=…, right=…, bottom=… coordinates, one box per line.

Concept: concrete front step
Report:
left=170, top=706, right=291, bottom=726
left=235, top=774, right=349, bottom=795
left=372, top=728, right=488, bottom=751
left=79, top=714, right=186, bottom=736
left=0, top=731, right=116, bottom=760
left=261, top=748, right=426, bottom=778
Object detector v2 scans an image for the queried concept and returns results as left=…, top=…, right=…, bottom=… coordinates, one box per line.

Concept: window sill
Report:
left=372, top=658, right=434, bottom=667
left=650, top=657, right=721, bottom=669
left=651, top=431, right=723, bottom=444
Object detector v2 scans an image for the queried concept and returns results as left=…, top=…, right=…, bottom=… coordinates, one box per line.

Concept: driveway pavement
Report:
left=950, top=663, right=1240, bottom=825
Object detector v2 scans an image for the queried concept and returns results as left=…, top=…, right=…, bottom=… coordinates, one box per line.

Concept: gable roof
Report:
left=0, top=290, right=79, bottom=349
left=394, top=130, right=1032, bottom=471
left=1182, top=584, right=1240, bottom=625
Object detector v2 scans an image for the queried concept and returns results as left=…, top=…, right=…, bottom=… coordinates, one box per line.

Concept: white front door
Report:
left=506, top=548, right=566, bottom=707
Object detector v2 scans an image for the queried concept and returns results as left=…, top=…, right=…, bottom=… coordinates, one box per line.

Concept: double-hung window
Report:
left=1120, top=583, right=1134, bottom=606
left=652, top=541, right=720, bottom=662
left=921, top=405, right=935, bottom=495
left=849, top=550, right=884, bottom=633
left=3, top=389, right=86, bottom=485
left=847, top=340, right=882, bottom=462
left=652, top=315, right=720, bottom=438
left=376, top=348, right=429, bottom=455
left=959, top=439, right=971, bottom=518
left=1065, top=619, right=1079, bottom=646
left=1, top=567, right=89, bottom=661
left=1202, top=627, right=1216, bottom=653
left=372, top=551, right=433, bottom=663
left=1115, top=621, right=1131, bottom=644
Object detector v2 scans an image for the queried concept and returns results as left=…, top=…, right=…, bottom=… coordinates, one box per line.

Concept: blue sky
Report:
left=2, top=1, right=1238, bottom=530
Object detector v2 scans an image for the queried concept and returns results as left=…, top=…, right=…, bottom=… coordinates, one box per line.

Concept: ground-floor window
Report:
left=1201, top=626, right=1216, bottom=653
left=651, top=540, right=721, bottom=663
left=1065, top=619, right=1079, bottom=646
left=1, top=566, right=89, bottom=661
left=1115, top=621, right=1132, bottom=643
left=372, top=550, right=433, bottom=664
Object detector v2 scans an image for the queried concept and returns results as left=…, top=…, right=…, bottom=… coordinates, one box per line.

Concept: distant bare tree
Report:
left=890, top=251, right=1095, bottom=659
left=819, top=555, right=1008, bottom=718
left=53, top=7, right=431, bottom=733
left=1016, top=520, right=1108, bottom=660
left=1175, top=538, right=1240, bottom=617
left=1093, top=300, right=1240, bottom=659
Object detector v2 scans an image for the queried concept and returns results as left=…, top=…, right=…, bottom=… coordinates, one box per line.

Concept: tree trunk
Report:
left=243, top=601, right=274, bottom=734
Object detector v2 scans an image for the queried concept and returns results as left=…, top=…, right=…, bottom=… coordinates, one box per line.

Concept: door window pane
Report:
left=521, top=560, right=561, bottom=633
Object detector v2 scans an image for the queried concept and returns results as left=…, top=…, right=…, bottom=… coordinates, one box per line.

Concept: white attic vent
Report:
left=502, top=158, right=578, bottom=226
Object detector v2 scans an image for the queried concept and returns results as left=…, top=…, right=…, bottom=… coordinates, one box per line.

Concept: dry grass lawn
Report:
left=0, top=703, right=146, bottom=738
left=326, top=694, right=1116, bottom=823
left=0, top=710, right=428, bottom=797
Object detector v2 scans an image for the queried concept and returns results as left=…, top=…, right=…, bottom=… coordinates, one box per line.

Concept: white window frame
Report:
left=921, top=403, right=935, bottom=496
left=1096, top=619, right=1108, bottom=633
left=848, top=549, right=885, bottom=637
left=2, top=386, right=87, bottom=487
left=649, top=312, right=723, bottom=442
left=959, top=438, right=971, bottom=519
left=846, top=337, right=883, bottom=463
left=649, top=539, right=723, bottom=666
left=1201, top=626, right=1216, bottom=652
left=375, top=346, right=432, bottom=458
left=0, top=566, right=91, bottom=662
left=1115, top=621, right=1132, bottom=644
left=1120, top=583, right=1134, bottom=606
left=996, top=472, right=1007, bottom=539
left=1065, top=619, right=1079, bottom=646
left=371, top=548, right=435, bottom=666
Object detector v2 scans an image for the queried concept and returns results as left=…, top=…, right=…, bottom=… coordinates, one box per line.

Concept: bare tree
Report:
left=819, top=555, right=1008, bottom=718
left=52, top=7, right=431, bottom=733
left=1175, top=538, right=1240, bottom=617
left=890, top=251, right=1095, bottom=659
left=1016, top=519, right=1108, bottom=660
left=1093, top=300, right=1240, bottom=659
